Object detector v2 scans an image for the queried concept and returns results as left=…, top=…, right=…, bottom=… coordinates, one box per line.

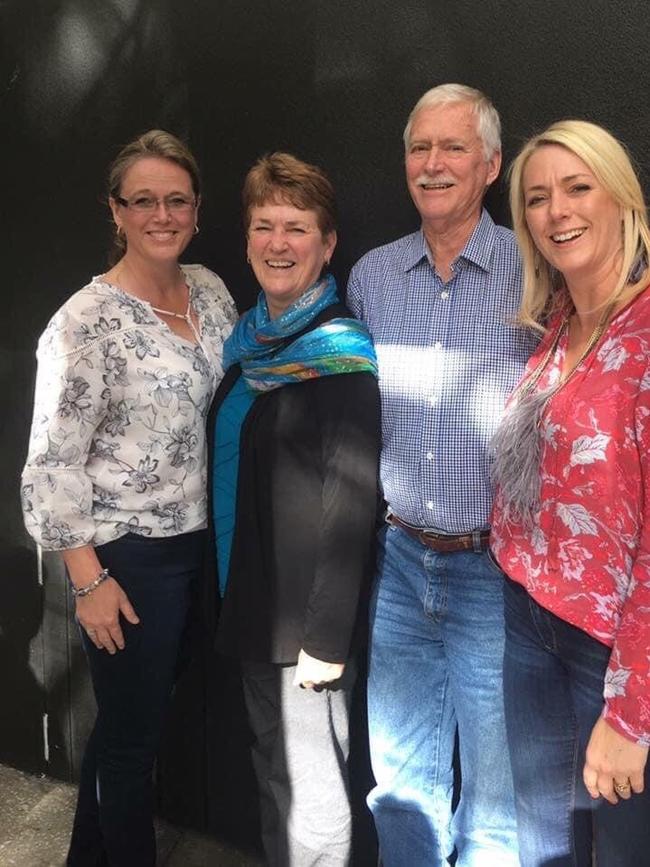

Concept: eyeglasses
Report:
left=115, top=194, right=196, bottom=212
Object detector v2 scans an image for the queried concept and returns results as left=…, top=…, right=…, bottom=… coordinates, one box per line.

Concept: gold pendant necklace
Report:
left=515, top=298, right=617, bottom=403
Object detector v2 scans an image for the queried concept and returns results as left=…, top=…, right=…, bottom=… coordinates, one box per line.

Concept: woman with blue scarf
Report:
left=208, top=153, right=380, bottom=865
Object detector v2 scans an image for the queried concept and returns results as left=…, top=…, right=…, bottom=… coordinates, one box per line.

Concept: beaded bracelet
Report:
left=70, top=568, right=111, bottom=598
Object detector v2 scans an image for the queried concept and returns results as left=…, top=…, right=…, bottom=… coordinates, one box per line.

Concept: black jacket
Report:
left=206, top=303, right=381, bottom=664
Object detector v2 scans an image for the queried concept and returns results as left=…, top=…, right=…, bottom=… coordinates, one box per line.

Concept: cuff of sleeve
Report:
left=602, top=703, right=650, bottom=747
left=300, top=641, right=347, bottom=665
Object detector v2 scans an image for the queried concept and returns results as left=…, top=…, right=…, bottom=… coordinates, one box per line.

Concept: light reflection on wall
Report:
left=21, top=0, right=174, bottom=140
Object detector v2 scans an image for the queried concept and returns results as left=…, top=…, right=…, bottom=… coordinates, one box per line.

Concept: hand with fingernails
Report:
left=63, top=545, right=140, bottom=654
left=583, top=716, right=648, bottom=805
left=77, top=578, right=140, bottom=654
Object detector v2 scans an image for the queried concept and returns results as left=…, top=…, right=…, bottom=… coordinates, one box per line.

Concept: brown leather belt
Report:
left=387, top=513, right=490, bottom=553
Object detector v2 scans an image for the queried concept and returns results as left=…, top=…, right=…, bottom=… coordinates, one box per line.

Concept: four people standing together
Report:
left=21, top=84, right=650, bottom=867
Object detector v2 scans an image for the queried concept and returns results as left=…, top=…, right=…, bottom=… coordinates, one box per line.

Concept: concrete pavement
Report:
left=0, top=764, right=262, bottom=866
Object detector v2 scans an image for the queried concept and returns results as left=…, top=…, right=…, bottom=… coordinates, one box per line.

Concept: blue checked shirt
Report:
left=347, top=209, right=538, bottom=532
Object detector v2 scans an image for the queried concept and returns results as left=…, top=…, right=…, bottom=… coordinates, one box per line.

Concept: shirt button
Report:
left=434, top=341, right=443, bottom=350
left=441, top=291, right=449, bottom=300
left=426, top=501, right=434, bottom=510
left=426, top=451, right=433, bottom=460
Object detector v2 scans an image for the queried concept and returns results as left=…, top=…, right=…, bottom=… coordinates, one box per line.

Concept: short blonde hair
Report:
left=509, top=119, right=650, bottom=329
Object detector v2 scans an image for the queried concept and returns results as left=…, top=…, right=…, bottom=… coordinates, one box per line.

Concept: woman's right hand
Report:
left=63, top=544, right=140, bottom=654
left=76, top=578, right=140, bottom=654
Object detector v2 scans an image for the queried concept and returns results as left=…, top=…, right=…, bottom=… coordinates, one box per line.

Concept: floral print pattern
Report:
left=22, top=265, right=237, bottom=548
left=491, top=286, right=650, bottom=745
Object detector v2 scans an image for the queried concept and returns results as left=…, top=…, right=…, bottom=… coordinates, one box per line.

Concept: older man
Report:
left=347, top=84, right=536, bottom=865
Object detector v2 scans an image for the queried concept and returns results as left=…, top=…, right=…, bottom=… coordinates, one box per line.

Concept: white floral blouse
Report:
left=21, top=264, right=237, bottom=549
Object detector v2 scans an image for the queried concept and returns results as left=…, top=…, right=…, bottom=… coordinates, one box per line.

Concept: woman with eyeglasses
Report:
left=21, top=129, right=236, bottom=866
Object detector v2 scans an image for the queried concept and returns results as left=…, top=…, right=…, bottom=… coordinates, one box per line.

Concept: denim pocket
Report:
left=484, top=547, right=507, bottom=577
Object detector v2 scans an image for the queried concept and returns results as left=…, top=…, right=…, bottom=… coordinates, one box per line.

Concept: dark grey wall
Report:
left=3, top=0, right=650, bottom=850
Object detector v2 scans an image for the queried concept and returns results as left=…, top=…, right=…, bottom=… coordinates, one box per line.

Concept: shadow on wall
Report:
left=0, top=545, right=47, bottom=773
left=40, top=552, right=96, bottom=783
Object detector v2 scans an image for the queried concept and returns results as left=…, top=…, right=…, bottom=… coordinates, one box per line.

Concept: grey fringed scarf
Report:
left=492, top=302, right=614, bottom=527
left=490, top=383, right=557, bottom=528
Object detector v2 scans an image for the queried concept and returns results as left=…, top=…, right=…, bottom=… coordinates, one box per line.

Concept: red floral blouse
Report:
left=491, top=285, right=650, bottom=745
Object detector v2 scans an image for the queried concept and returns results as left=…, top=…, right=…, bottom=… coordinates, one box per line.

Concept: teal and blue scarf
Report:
left=223, top=274, right=378, bottom=392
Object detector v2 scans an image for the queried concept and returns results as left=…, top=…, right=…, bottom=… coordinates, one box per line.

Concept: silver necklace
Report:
left=150, top=286, right=201, bottom=343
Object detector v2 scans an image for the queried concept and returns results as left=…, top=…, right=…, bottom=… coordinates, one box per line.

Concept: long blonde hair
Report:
left=509, top=120, right=650, bottom=330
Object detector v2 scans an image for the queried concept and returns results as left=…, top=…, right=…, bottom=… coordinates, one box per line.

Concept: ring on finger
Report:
left=87, top=629, right=97, bottom=636
left=614, top=780, right=631, bottom=794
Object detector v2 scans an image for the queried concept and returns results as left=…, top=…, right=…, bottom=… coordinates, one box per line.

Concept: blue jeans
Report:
left=66, top=530, right=203, bottom=867
left=503, top=576, right=650, bottom=867
left=367, top=524, right=518, bottom=866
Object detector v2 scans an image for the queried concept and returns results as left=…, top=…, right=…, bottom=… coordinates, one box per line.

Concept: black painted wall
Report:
left=3, top=0, right=650, bottom=851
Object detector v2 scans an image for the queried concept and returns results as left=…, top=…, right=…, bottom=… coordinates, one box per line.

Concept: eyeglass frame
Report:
left=114, top=193, right=197, bottom=212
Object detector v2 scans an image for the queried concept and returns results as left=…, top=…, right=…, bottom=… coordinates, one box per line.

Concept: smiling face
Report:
left=523, top=144, right=622, bottom=290
left=109, top=156, right=198, bottom=266
left=405, top=101, right=500, bottom=235
left=247, top=200, right=337, bottom=318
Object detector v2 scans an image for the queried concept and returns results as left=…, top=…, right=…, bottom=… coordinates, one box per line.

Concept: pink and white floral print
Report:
left=492, top=285, right=650, bottom=745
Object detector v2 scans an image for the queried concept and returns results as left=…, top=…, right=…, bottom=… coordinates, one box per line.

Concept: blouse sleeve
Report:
left=21, top=308, right=111, bottom=550
left=602, top=359, right=650, bottom=745
left=300, top=372, right=381, bottom=662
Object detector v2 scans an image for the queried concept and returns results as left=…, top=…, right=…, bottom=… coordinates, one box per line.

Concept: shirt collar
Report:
left=404, top=208, right=497, bottom=274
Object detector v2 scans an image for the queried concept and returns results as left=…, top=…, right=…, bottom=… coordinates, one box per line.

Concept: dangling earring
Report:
left=550, top=266, right=564, bottom=291
left=533, top=250, right=541, bottom=278
left=116, top=225, right=124, bottom=239
left=324, top=259, right=330, bottom=267
left=194, top=224, right=199, bottom=235
left=628, top=250, right=648, bottom=284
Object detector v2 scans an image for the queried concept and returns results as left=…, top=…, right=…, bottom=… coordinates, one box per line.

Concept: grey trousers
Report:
left=241, top=660, right=355, bottom=867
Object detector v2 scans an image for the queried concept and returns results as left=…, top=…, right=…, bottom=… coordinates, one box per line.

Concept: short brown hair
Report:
left=107, top=129, right=200, bottom=263
left=242, top=152, right=337, bottom=236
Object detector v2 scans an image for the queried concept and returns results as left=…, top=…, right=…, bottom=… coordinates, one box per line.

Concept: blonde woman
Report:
left=491, top=120, right=650, bottom=866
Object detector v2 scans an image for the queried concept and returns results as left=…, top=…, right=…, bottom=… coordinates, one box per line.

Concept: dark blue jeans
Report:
left=66, top=530, right=204, bottom=867
left=503, top=575, right=650, bottom=867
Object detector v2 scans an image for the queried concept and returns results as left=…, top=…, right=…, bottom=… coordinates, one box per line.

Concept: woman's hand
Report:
left=75, top=578, right=140, bottom=654
left=63, top=544, right=139, bottom=654
left=583, top=716, right=648, bottom=804
left=293, top=648, right=344, bottom=690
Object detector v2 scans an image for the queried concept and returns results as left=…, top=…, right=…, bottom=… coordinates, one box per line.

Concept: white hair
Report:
left=403, top=83, right=502, bottom=161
